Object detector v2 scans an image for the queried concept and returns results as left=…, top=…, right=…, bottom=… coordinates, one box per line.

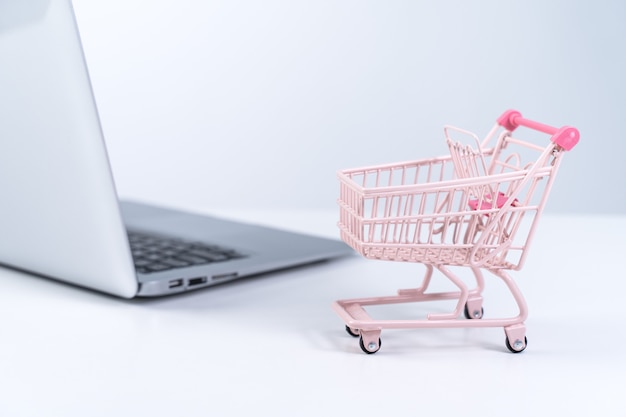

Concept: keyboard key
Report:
left=176, top=254, right=213, bottom=265
left=188, top=249, right=228, bottom=261
left=145, top=263, right=171, bottom=272
left=161, top=258, right=191, bottom=268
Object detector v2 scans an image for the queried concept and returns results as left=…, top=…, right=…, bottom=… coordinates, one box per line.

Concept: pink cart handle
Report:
left=497, top=109, right=579, bottom=151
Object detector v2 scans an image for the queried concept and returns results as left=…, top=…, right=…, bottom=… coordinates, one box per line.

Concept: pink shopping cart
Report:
left=333, top=110, right=579, bottom=354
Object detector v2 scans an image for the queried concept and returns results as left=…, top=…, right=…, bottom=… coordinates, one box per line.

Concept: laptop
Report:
left=0, top=0, right=351, bottom=298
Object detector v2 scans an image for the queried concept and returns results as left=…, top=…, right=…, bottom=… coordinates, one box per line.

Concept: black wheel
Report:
left=505, top=336, right=528, bottom=353
left=345, top=325, right=360, bottom=338
left=464, top=305, right=484, bottom=319
left=359, top=336, right=381, bottom=354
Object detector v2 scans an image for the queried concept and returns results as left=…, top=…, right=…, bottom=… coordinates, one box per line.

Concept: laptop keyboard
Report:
left=127, top=231, right=245, bottom=274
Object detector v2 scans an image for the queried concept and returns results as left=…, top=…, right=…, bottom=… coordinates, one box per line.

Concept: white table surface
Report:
left=0, top=209, right=624, bottom=417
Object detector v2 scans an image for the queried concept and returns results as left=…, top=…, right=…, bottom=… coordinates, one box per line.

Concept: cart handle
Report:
left=496, top=109, right=579, bottom=151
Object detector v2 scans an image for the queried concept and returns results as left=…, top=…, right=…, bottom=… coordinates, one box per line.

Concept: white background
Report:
left=3, top=3, right=626, bottom=415
left=71, top=0, right=626, bottom=214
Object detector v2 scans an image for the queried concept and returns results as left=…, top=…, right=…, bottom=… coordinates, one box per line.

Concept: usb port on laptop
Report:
left=168, top=279, right=184, bottom=289
left=188, top=276, right=208, bottom=287
left=169, top=278, right=184, bottom=288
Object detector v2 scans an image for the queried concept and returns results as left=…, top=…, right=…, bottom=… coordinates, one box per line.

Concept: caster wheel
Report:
left=359, top=336, right=381, bottom=354
left=345, top=325, right=360, bottom=338
left=464, top=305, right=484, bottom=319
left=505, top=336, right=528, bottom=353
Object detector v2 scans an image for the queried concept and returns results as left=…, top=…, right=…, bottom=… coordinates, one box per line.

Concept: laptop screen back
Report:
left=0, top=0, right=138, bottom=297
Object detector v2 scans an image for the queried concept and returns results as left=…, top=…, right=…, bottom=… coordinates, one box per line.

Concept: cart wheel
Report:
left=464, top=305, right=484, bottom=320
left=359, top=336, right=381, bottom=354
left=505, top=336, right=528, bottom=353
left=345, top=325, right=360, bottom=337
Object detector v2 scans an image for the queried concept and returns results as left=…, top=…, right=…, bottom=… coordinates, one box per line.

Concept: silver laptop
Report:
left=0, top=0, right=350, bottom=298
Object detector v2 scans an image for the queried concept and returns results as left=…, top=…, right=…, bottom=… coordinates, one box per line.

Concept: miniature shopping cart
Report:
left=333, top=110, right=579, bottom=354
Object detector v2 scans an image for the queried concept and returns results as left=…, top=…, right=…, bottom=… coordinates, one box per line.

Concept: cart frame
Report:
left=333, top=110, right=579, bottom=354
